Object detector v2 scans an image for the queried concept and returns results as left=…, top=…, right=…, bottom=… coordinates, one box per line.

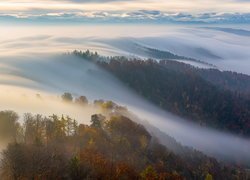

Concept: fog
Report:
left=0, top=25, right=250, bottom=74
left=0, top=52, right=249, bottom=165
left=0, top=85, right=100, bottom=123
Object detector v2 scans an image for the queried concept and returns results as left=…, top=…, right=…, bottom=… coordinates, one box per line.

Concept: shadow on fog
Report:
left=0, top=53, right=249, bottom=165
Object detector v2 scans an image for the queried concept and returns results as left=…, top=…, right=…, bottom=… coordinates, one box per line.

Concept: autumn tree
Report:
left=0, top=111, right=20, bottom=143
left=141, top=165, right=158, bottom=180
left=61, top=92, right=73, bottom=103
left=90, top=114, right=105, bottom=128
left=75, top=96, right=88, bottom=105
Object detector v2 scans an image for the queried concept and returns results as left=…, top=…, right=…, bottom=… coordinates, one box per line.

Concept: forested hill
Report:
left=0, top=96, right=247, bottom=179
left=73, top=50, right=250, bottom=137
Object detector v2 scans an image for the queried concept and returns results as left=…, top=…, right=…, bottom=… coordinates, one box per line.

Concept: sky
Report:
left=0, top=0, right=250, bottom=24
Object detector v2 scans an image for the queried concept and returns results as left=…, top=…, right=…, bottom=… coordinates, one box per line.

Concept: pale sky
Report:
left=0, top=0, right=249, bottom=12
left=0, top=0, right=249, bottom=23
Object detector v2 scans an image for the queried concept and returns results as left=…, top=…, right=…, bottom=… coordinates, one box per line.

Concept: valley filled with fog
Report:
left=1, top=25, right=250, bottom=73
left=0, top=25, right=250, bottom=166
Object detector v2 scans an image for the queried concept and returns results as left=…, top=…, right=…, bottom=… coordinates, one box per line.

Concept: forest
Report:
left=0, top=93, right=247, bottom=179
left=73, top=50, right=250, bottom=137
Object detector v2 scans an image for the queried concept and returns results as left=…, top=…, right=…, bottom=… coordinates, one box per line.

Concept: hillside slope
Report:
left=0, top=98, right=247, bottom=179
left=74, top=51, right=250, bottom=137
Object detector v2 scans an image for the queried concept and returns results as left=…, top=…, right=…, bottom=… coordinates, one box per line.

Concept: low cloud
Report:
left=1, top=11, right=250, bottom=24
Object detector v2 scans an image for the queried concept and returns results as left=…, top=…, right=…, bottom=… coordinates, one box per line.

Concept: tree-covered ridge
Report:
left=0, top=95, right=246, bottom=179
left=73, top=50, right=250, bottom=136
left=73, top=50, right=250, bottom=96
left=131, top=43, right=198, bottom=61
